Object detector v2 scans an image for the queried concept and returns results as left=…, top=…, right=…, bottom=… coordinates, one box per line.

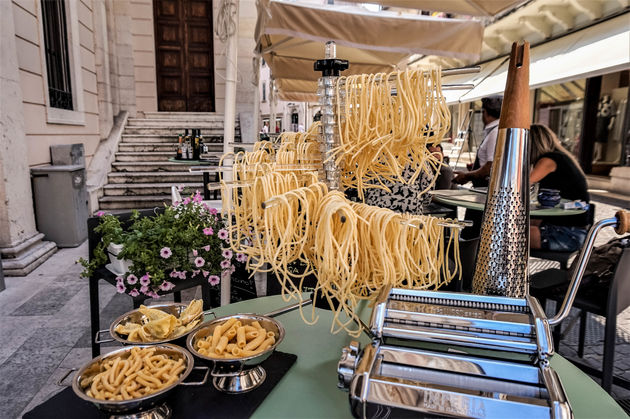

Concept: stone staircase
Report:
left=99, top=112, right=238, bottom=210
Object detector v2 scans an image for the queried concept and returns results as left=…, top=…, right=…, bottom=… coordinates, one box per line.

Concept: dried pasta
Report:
left=114, top=300, right=203, bottom=342
left=80, top=347, right=186, bottom=401
left=193, top=318, right=277, bottom=359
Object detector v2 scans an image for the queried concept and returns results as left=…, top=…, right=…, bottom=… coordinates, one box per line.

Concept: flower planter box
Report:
left=106, top=242, right=132, bottom=276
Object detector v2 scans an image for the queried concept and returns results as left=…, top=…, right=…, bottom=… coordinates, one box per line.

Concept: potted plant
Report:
left=80, top=191, right=246, bottom=299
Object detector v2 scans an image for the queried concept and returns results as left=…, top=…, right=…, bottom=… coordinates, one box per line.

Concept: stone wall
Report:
left=131, top=0, right=158, bottom=113
left=12, top=0, right=101, bottom=167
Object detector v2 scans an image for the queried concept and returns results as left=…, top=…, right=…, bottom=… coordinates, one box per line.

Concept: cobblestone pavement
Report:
left=0, top=199, right=628, bottom=417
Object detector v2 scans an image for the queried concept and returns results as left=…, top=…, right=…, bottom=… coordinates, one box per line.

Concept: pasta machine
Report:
left=336, top=285, right=571, bottom=418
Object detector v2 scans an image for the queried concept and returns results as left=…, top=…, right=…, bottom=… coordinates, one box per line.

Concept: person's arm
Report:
left=453, top=161, right=492, bottom=184
left=530, top=157, right=557, bottom=184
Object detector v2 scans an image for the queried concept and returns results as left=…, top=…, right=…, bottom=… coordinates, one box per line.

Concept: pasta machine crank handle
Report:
left=549, top=210, right=630, bottom=326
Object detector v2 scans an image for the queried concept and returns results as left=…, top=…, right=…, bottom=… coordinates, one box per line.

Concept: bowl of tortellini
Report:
left=106, top=299, right=205, bottom=346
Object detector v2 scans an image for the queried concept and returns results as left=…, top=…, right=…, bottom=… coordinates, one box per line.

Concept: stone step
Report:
left=115, top=151, right=175, bottom=162
left=118, top=142, right=224, bottom=152
left=111, top=161, right=205, bottom=172
left=103, top=182, right=203, bottom=196
left=123, top=127, right=238, bottom=136
left=108, top=171, right=202, bottom=184
left=99, top=195, right=172, bottom=210
left=115, top=151, right=224, bottom=162
left=143, top=112, right=223, bottom=119
left=126, top=119, right=235, bottom=128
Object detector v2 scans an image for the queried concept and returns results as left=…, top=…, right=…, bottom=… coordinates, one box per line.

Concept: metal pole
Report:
left=318, top=41, right=342, bottom=190
left=221, top=0, right=239, bottom=307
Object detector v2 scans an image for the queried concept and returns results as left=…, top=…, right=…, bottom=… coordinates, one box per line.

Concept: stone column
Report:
left=0, top=0, right=56, bottom=275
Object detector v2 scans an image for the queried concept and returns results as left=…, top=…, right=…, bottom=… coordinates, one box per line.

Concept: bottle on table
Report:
left=193, top=129, right=201, bottom=161
left=176, top=132, right=183, bottom=160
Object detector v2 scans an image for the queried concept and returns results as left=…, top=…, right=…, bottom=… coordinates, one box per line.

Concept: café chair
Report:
left=530, top=204, right=596, bottom=269
left=529, top=245, right=630, bottom=393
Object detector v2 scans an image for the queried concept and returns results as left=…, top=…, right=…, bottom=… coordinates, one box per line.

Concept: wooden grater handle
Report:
left=615, top=210, right=630, bottom=235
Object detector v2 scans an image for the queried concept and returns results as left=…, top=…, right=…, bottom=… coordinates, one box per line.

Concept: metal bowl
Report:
left=186, top=314, right=285, bottom=393
left=107, top=303, right=204, bottom=345
left=72, top=344, right=194, bottom=414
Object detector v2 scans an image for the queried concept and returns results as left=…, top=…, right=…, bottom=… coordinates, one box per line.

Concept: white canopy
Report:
left=443, top=13, right=630, bottom=104
left=256, top=0, right=484, bottom=100
left=343, top=0, right=526, bottom=17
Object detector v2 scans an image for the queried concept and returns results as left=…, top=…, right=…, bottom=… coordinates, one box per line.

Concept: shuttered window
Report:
left=41, top=0, right=73, bottom=110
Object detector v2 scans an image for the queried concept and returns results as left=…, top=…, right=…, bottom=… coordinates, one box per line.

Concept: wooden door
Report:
left=154, top=0, right=215, bottom=112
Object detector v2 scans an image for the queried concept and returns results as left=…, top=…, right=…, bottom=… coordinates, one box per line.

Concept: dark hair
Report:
left=481, top=96, right=503, bottom=119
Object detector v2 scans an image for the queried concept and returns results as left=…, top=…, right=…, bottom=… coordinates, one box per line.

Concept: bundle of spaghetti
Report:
left=260, top=182, right=329, bottom=303
left=333, top=68, right=450, bottom=198
left=309, top=191, right=364, bottom=336
left=228, top=171, right=319, bottom=271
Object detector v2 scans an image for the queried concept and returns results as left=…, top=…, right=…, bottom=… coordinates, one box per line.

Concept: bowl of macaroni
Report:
left=186, top=313, right=286, bottom=393
left=72, top=344, right=197, bottom=414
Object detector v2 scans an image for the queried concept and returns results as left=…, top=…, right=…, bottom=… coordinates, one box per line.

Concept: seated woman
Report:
left=529, top=124, right=590, bottom=252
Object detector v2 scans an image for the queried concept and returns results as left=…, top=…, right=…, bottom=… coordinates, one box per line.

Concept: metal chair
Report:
left=530, top=245, right=630, bottom=393
left=530, top=204, right=596, bottom=269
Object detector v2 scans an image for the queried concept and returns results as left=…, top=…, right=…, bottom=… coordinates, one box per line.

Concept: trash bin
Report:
left=31, top=165, right=88, bottom=247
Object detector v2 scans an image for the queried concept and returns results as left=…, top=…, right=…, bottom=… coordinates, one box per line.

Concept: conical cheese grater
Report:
left=472, top=42, right=531, bottom=298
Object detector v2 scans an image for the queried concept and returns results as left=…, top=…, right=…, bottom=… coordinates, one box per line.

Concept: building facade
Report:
left=1, top=0, right=257, bottom=275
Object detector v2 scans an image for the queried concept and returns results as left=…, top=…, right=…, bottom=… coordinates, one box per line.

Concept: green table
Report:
left=431, top=189, right=586, bottom=217
left=207, top=295, right=626, bottom=419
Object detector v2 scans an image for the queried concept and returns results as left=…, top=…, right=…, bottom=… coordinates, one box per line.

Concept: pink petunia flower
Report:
left=203, top=227, right=213, bottom=236
left=209, top=208, right=218, bottom=215
left=192, top=270, right=200, bottom=277
left=236, top=253, right=247, bottom=263
left=218, top=229, right=228, bottom=240
left=148, top=291, right=160, bottom=299
left=169, top=270, right=179, bottom=278
left=116, top=276, right=124, bottom=283
left=222, top=249, right=233, bottom=259
left=116, top=282, right=126, bottom=293
left=220, top=260, right=231, bottom=269
left=96, top=211, right=105, bottom=217
left=182, top=197, right=191, bottom=205
left=129, top=289, right=139, bottom=297
left=203, top=245, right=211, bottom=251
left=140, top=285, right=149, bottom=294
left=126, top=274, right=138, bottom=285
left=193, top=191, right=203, bottom=203
left=208, top=275, right=220, bottom=286
left=192, top=249, right=198, bottom=256
left=140, top=274, right=150, bottom=286
left=202, top=270, right=209, bottom=278
left=194, top=257, right=205, bottom=268
left=178, top=271, right=187, bottom=280
left=159, top=281, right=175, bottom=291
left=177, top=184, right=185, bottom=192
left=160, top=247, right=172, bottom=259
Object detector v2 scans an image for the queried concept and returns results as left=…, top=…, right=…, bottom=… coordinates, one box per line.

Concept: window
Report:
left=41, top=0, right=73, bottom=110
left=262, top=82, right=267, bottom=102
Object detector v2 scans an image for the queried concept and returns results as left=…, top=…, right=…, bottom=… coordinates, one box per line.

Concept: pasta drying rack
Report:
left=336, top=285, right=572, bottom=418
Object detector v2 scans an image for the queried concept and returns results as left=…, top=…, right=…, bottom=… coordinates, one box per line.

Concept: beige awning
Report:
left=442, top=13, right=630, bottom=104
left=343, top=0, right=526, bottom=17
left=256, top=0, right=483, bottom=100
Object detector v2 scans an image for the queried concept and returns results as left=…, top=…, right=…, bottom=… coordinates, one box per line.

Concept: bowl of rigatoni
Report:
left=186, top=314, right=285, bottom=393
